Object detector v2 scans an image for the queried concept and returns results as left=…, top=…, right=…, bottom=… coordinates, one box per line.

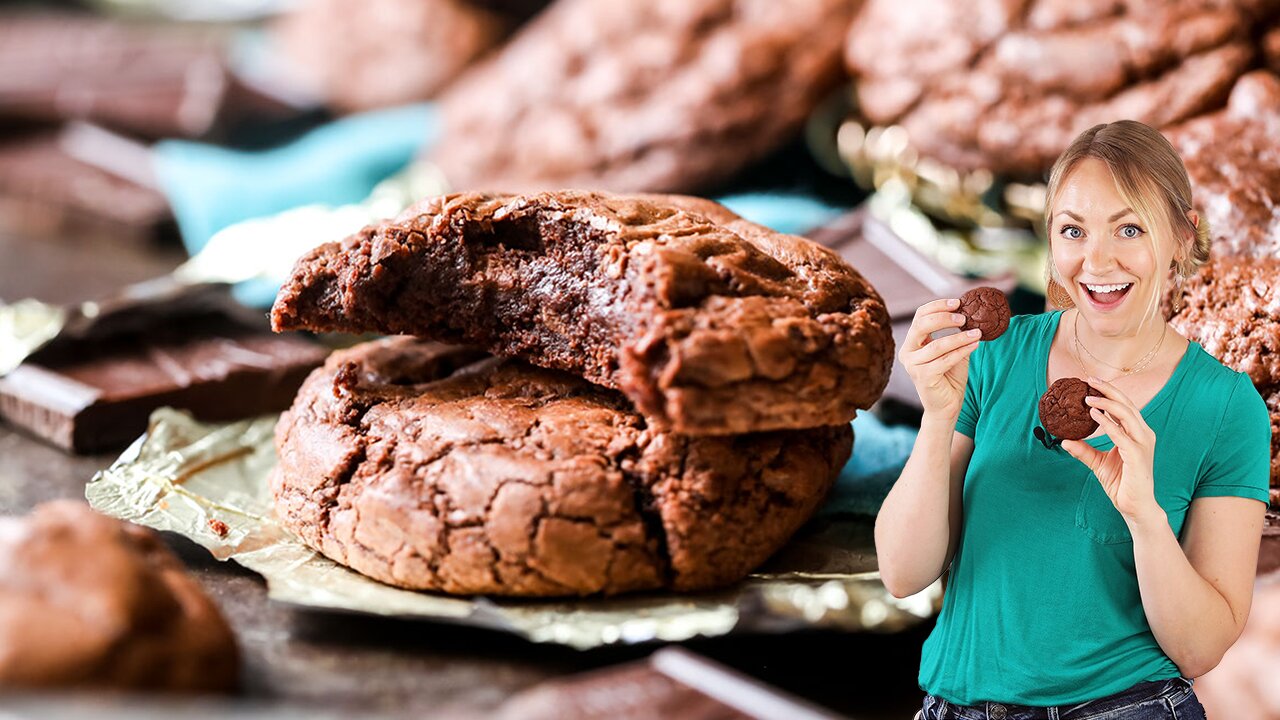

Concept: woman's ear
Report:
left=1187, top=209, right=1199, bottom=230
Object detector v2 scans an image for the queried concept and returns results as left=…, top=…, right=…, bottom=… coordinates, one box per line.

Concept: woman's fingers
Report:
left=903, top=299, right=962, bottom=351
left=917, top=337, right=977, bottom=377
left=1062, top=439, right=1104, bottom=472
left=909, top=327, right=980, bottom=365
left=1090, top=406, right=1137, bottom=451
left=1085, top=395, right=1153, bottom=443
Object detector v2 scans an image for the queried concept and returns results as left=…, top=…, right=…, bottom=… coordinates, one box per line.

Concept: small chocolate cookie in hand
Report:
left=1039, top=377, right=1103, bottom=441
left=958, top=287, right=1010, bottom=340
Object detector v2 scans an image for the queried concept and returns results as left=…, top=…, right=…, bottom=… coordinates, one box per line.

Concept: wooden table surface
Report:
left=0, top=227, right=931, bottom=719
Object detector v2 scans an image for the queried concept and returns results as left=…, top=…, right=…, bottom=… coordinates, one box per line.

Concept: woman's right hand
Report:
left=900, top=298, right=982, bottom=418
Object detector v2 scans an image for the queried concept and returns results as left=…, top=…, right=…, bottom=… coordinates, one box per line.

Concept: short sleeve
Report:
left=1193, top=372, right=1272, bottom=508
left=955, top=336, right=985, bottom=438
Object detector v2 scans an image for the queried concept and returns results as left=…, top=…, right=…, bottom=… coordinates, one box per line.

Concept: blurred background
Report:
left=1, top=0, right=1278, bottom=717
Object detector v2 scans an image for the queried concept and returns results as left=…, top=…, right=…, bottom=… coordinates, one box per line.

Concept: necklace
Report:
left=1072, top=310, right=1164, bottom=378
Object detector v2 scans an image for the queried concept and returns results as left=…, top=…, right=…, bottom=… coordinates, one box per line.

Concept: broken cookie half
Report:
left=271, top=190, right=894, bottom=436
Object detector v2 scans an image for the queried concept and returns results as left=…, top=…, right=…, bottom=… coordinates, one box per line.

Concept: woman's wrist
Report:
left=920, top=408, right=960, bottom=431
left=1122, top=499, right=1167, bottom=534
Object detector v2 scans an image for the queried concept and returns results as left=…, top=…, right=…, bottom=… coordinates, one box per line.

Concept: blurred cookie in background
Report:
left=845, top=0, right=1280, bottom=179
left=0, top=501, right=239, bottom=692
left=1166, top=70, right=1280, bottom=259
left=432, top=0, right=859, bottom=193
left=273, top=0, right=550, bottom=112
left=1196, top=575, right=1280, bottom=719
left=1167, top=256, right=1280, bottom=488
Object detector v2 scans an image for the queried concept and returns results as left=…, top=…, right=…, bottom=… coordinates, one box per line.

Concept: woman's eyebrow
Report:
left=1055, top=210, right=1085, bottom=222
left=1108, top=208, right=1136, bottom=222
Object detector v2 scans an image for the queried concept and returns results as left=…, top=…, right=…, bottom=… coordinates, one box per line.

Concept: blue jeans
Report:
left=917, top=677, right=1207, bottom=719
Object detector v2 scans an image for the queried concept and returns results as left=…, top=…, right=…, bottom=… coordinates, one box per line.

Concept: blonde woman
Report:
left=882, top=120, right=1271, bottom=720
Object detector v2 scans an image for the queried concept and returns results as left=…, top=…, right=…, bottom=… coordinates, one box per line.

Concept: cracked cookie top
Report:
left=271, top=190, right=893, bottom=436
left=846, top=0, right=1279, bottom=177
left=270, top=337, right=851, bottom=597
left=431, top=0, right=857, bottom=192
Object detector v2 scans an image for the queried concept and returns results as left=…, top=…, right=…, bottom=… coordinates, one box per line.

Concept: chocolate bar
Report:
left=807, top=208, right=1018, bottom=412
left=0, top=131, right=171, bottom=243
left=0, top=13, right=301, bottom=139
left=495, top=647, right=841, bottom=720
left=0, top=314, right=328, bottom=453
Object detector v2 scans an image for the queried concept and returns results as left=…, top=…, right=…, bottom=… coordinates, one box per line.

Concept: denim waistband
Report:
left=932, top=677, right=1194, bottom=720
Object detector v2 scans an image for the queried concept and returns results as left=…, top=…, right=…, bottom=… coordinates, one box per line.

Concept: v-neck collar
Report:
left=1040, top=309, right=1197, bottom=449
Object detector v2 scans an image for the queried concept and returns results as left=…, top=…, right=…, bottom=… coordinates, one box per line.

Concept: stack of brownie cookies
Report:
left=1164, top=70, right=1280, bottom=499
left=268, top=190, right=894, bottom=597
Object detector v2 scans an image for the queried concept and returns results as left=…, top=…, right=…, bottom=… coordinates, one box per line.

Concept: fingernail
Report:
left=967, top=329, right=981, bottom=337
left=949, top=299, right=960, bottom=308
left=953, top=314, right=965, bottom=323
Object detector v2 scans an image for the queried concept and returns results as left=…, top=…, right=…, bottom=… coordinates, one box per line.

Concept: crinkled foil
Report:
left=86, top=408, right=941, bottom=650
left=807, top=86, right=1049, bottom=292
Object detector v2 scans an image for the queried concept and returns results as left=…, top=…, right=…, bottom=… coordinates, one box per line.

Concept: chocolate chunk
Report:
left=0, top=315, right=328, bottom=453
left=0, top=14, right=243, bottom=139
left=846, top=0, right=1276, bottom=177
left=0, top=132, right=171, bottom=243
left=1169, top=256, right=1280, bottom=486
left=432, top=0, right=857, bottom=192
left=1167, top=71, right=1280, bottom=260
left=0, top=501, right=238, bottom=691
left=271, top=337, right=851, bottom=596
left=1039, top=377, right=1103, bottom=441
left=958, top=286, right=1010, bottom=341
left=271, top=191, right=894, bottom=436
left=496, top=647, right=840, bottom=720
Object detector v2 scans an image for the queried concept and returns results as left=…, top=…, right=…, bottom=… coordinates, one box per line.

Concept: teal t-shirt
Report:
left=918, top=309, right=1272, bottom=706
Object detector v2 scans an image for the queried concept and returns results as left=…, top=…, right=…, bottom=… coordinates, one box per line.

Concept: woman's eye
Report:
left=1060, top=225, right=1083, bottom=240
left=1119, top=224, right=1144, bottom=238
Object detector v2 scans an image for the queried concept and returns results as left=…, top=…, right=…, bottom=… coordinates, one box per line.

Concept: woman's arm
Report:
left=876, top=298, right=979, bottom=599
left=875, top=421, right=973, bottom=598
left=1127, top=496, right=1264, bottom=677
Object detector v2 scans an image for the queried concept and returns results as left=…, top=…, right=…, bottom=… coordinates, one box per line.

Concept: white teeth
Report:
left=1084, top=283, right=1131, bottom=293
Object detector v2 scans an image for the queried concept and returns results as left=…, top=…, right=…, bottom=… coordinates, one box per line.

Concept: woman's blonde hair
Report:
left=1044, top=120, right=1210, bottom=325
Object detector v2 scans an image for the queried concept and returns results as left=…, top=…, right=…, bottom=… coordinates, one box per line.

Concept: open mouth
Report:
left=1080, top=282, right=1133, bottom=309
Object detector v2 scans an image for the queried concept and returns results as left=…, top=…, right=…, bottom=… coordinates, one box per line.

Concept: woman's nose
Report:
left=1082, top=235, right=1117, bottom=273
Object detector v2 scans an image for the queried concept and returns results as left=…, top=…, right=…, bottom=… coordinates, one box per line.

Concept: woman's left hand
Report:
left=1060, top=376, right=1161, bottom=522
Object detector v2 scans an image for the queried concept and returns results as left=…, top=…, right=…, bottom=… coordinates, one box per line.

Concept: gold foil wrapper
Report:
left=86, top=408, right=941, bottom=650
left=808, top=86, right=1050, bottom=293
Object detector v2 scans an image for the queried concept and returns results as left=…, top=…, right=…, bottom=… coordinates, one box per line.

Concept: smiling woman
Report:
left=1043, top=120, right=1210, bottom=334
left=882, top=119, right=1272, bottom=720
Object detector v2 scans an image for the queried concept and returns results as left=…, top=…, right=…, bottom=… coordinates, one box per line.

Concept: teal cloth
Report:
left=819, top=411, right=920, bottom=518
left=920, top=310, right=1271, bottom=706
left=154, top=103, right=436, bottom=253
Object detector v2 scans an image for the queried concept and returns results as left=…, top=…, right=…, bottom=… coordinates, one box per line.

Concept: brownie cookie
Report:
left=271, top=338, right=852, bottom=596
left=271, top=191, right=894, bottom=436
left=1166, top=70, right=1280, bottom=259
left=845, top=0, right=1277, bottom=177
left=1039, top=377, right=1103, bottom=441
left=958, top=286, right=1010, bottom=341
left=0, top=502, right=238, bottom=691
left=1168, top=256, right=1280, bottom=486
left=430, top=0, right=857, bottom=193
left=274, top=0, right=511, bottom=112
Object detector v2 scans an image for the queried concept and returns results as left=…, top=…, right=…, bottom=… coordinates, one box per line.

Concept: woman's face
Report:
left=1049, top=158, right=1174, bottom=336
